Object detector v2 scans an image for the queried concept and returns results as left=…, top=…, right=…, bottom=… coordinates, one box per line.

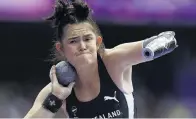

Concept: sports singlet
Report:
left=66, top=55, right=135, bottom=118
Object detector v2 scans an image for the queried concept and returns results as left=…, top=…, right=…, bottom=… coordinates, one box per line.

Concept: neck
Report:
left=75, top=61, right=99, bottom=89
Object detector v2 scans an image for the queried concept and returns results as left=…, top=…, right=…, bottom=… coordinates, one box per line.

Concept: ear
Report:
left=96, top=36, right=103, bottom=48
left=55, top=41, right=64, bottom=56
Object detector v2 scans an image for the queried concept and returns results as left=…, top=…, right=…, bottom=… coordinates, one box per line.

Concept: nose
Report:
left=78, top=40, right=87, bottom=51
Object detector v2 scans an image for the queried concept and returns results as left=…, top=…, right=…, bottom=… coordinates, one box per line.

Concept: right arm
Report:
left=24, top=65, right=75, bottom=118
left=24, top=83, right=59, bottom=118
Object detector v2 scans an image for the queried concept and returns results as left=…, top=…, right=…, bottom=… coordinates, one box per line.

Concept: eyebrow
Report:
left=68, top=34, right=93, bottom=40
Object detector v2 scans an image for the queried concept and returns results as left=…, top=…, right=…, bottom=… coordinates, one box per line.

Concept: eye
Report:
left=84, top=37, right=92, bottom=41
left=69, top=40, right=77, bottom=44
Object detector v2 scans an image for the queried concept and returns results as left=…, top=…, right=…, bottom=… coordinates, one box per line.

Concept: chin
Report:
left=76, top=55, right=95, bottom=65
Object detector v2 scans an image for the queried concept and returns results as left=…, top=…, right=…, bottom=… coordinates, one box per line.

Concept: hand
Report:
left=49, top=65, right=75, bottom=100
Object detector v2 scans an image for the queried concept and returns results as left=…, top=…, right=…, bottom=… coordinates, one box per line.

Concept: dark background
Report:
left=0, top=21, right=196, bottom=118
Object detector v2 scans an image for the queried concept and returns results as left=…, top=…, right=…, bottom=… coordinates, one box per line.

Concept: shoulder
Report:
left=100, top=48, right=115, bottom=61
left=100, top=48, right=123, bottom=81
left=100, top=49, right=133, bottom=93
left=100, top=48, right=123, bottom=70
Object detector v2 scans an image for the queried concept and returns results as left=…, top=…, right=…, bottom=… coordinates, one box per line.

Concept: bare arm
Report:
left=108, top=41, right=144, bottom=67
left=104, top=41, right=145, bottom=74
left=24, top=65, right=75, bottom=118
left=107, top=31, right=177, bottom=69
left=24, top=83, right=56, bottom=118
left=24, top=83, right=69, bottom=118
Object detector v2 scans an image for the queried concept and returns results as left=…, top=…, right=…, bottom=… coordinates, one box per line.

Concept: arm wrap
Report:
left=142, top=31, right=178, bottom=60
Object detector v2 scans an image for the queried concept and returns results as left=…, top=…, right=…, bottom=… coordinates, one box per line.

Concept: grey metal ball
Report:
left=55, top=61, right=77, bottom=86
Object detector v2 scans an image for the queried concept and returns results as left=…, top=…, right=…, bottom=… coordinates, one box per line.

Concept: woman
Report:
left=24, top=0, right=177, bottom=118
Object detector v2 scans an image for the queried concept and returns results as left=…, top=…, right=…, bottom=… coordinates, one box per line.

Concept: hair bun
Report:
left=72, top=0, right=91, bottom=21
left=46, top=0, right=91, bottom=26
left=46, top=0, right=70, bottom=26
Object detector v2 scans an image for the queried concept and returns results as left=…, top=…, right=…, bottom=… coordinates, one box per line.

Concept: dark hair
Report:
left=46, top=0, right=105, bottom=63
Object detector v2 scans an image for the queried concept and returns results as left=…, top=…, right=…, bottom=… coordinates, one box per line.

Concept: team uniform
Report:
left=66, top=55, right=135, bottom=118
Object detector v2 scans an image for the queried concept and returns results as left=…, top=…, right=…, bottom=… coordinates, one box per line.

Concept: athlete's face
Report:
left=56, top=22, right=102, bottom=68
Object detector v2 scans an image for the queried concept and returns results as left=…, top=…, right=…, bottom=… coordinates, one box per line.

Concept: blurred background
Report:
left=0, top=0, right=196, bottom=118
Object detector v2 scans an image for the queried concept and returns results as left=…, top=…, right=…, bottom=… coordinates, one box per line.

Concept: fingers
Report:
left=65, top=82, right=75, bottom=94
left=68, top=82, right=75, bottom=90
left=49, top=65, right=58, bottom=84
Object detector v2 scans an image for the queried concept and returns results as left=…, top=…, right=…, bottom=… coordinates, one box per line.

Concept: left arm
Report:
left=107, top=31, right=178, bottom=70
left=107, top=41, right=145, bottom=67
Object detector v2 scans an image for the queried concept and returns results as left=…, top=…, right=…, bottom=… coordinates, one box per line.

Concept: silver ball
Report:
left=55, top=61, right=77, bottom=86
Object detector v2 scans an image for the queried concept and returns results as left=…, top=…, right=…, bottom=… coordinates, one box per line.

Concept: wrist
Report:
left=51, top=91, right=66, bottom=100
left=42, top=93, right=63, bottom=113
